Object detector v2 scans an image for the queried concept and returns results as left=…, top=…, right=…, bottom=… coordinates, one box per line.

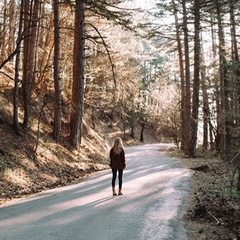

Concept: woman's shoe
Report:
left=118, top=190, right=123, bottom=195
left=112, top=188, right=117, bottom=196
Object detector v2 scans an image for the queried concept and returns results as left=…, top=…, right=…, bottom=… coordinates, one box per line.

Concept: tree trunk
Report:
left=22, top=0, right=31, bottom=129
left=53, top=0, right=62, bottom=142
left=130, top=125, right=134, bottom=138
left=200, top=33, right=209, bottom=151
left=229, top=0, right=240, bottom=154
left=8, top=0, right=15, bottom=57
left=0, top=0, right=7, bottom=62
left=182, top=0, right=191, bottom=155
left=28, top=0, right=39, bottom=89
left=13, top=0, right=24, bottom=133
left=209, top=14, right=221, bottom=152
left=172, top=0, right=186, bottom=151
left=140, top=122, right=145, bottom=142
left=22, top=0, right=40, bottom=129
left=215, top=0, right=227, bottom=160
left=70, top=0, right=85, bottom=149
left=189, top=0, right=201, bottom=157
left=237, top=169, right=240, bottom=191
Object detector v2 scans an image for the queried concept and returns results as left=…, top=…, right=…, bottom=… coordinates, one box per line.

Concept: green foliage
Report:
left=230, top=189, right=240, bottom=199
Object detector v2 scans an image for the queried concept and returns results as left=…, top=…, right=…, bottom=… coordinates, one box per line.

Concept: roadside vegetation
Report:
left=182, top=156, right=240, bottom=239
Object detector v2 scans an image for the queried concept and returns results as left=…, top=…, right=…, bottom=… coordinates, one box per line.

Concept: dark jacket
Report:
left=109, top=148, right=126, bottom=169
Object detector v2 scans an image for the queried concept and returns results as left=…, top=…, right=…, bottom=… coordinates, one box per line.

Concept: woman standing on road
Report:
left=109, top=137, right=126, bottom=196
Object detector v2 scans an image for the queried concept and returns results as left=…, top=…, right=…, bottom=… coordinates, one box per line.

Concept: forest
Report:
left=0, top=0, right=240, bottom=238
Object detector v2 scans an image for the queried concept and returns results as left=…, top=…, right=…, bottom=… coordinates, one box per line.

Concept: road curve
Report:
left=0, top=144, right=190, bottom=240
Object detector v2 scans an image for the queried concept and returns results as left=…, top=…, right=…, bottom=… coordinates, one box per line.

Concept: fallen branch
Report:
left=230, top=151, right=240, bottom=163
left=207, top=210, right=220, bottom=224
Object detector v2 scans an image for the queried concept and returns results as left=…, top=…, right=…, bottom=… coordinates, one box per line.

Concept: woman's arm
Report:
left=109, top=149, right=113, bottom=168
left=121, top=150, right=126, bottom=168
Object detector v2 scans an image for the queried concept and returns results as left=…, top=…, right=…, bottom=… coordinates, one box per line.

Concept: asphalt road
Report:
left=0, top=144, right=190, bottom=240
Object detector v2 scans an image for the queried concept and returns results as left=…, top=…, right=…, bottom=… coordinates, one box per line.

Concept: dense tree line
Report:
left=0, top=0, right=173, bottom=148
left=0, top=0, right=139, bottom=147
left=146, top=0, right=240, bottom=189
left=150, top=0, right=240, bottom=158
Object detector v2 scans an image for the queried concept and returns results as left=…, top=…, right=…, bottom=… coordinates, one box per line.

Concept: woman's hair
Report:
left=112, top=137, right=124, bottom=154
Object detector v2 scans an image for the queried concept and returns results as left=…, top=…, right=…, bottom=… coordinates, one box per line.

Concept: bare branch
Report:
left=207, top=210, right=220, bottom=225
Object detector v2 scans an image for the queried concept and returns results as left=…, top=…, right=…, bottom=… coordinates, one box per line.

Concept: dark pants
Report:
left=112, top=169, right=123, bottom=189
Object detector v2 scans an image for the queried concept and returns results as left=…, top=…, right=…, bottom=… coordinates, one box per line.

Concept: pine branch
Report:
left=86, top=23, right=117, bottom=88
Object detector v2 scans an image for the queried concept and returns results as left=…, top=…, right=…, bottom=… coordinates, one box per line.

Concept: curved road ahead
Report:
left=0, top=144, right=190, bottom=240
